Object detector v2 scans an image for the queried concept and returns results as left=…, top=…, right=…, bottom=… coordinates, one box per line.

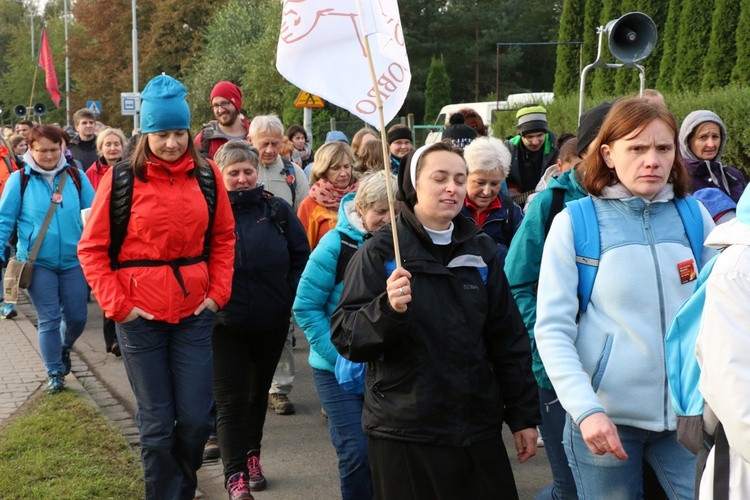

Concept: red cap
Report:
left=210, top=81, right=243, bottom=112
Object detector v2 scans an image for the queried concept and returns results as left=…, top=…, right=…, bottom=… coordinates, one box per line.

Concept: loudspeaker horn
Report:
left=33, top=103, right=47, bottom=116
left=14, top=104, right=27, bottom=118
left=605, top=12, right=657, bottom=64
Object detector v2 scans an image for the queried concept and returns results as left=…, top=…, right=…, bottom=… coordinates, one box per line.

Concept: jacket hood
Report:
left=547, top=165, right=584, bottom=194
left=600, top=182, right=674, bottom=203
left=679, top=110, right=727, bottom=162
left=335, top=192, right=367, bottom=241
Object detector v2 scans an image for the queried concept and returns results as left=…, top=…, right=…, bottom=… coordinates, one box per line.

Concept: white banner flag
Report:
left=276, top=0, right=411, bottom=129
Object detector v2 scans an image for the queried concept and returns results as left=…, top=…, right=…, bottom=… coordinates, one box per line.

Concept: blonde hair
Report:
left=309, top=142, right=355, bottom=184
left=355, top=170, right=398, bottom=212
left=96, top=128, right=127, bottom=154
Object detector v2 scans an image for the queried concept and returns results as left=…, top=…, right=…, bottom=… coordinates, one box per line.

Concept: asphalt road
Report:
left=71, top=299, right=552, bottom=499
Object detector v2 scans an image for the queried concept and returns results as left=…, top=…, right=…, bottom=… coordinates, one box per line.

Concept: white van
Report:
left=424, top=93, right=554, bottom=145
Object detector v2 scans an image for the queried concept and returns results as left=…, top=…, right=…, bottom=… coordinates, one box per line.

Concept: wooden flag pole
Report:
left=356, top=0, right=403, bottom=268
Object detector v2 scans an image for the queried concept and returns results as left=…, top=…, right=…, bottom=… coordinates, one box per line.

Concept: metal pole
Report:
left=30, top=12, right=34, bottom=62
left=63, top=0, right=70, bottom=126
left=303, top=108, right=312, bottom=145
left=132, top=0, right=140, bottom=130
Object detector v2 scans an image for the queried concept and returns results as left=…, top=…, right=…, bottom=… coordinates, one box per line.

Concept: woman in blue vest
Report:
left=293, top=171, right=398, bottom=500
left=0, top=125, right=95, bottom=394
left=535, top=98, right=716, bottom=499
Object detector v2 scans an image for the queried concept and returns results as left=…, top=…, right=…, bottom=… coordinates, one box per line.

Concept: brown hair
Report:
left=351, top=127, right=378, bottom=159
left=129, top=132, right=208, bottom=182
left=355, top=139, right=385, bottom=178
left=457, top=108, right=488, bottom=136
left=28, top=124, right=65, bottom=148
left=581, top=98, right=690, bottom=198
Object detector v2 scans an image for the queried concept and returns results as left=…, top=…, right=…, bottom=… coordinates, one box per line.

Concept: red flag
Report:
left=37, top=29, right=60, bottom=109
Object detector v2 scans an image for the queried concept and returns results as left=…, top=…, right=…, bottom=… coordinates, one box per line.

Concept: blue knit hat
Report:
left=140, top=74, right=191, bottom=134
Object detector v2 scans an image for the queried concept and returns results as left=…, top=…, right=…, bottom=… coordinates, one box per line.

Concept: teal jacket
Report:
left=504, top=167, right=585, bottom=390
left=293, top=193, right=365, bottom=372
left=0, top=165, right=94, bottom=271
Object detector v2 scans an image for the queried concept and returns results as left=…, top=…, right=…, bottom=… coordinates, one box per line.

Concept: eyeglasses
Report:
left=33, top=148, right=61, bottom=156
left=211, top=101, right=234, bottom=111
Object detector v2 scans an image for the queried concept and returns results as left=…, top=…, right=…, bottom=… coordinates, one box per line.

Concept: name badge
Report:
left=51, top=192, right=62, bottom=204
left=677, top=259, right=696, bottom=284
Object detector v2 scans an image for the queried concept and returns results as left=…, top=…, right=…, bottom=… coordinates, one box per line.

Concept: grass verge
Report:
left=0, top=389, right=143, bottom=498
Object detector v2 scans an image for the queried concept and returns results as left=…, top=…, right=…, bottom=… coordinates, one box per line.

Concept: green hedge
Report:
left=491, top=85, right=750, bottom=175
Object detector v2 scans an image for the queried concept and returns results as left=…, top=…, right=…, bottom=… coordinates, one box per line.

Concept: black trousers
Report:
left=212, top=319, right=288, bottom=484
left=103, top=313, right=117, bottom=351
left=368, top=436, right=518, bottom=500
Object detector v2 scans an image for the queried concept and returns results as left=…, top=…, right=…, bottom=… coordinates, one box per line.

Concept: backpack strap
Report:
left=335, top=233, right=359, bottom=284
left=195, top=164, right=217, bottom=260
left=262, top=192, right=289, bottom=235
left=675, top=196, right=705, bottom=270
left=281, top=159, right=297, bottom=205
left=545, top=187, right=566, bottom=237
left=567, top=196, right=599, bottom=313
left=108, top=162, right=135, bottom=269
left=713, top=422, right=730, bottom=500
left=19, top=165, right=82, bottom=201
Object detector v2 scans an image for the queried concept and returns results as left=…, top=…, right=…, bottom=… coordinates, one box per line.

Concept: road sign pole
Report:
left=303, top=108, right=312, bottom=146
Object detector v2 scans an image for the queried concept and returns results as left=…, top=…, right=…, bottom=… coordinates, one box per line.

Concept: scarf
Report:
left=308, top=177, right=359, bottom=210
left=296, top=142, right=313, bottom=162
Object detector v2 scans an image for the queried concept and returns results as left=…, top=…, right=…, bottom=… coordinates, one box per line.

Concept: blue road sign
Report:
left=86, top=100, right=102, bottom=116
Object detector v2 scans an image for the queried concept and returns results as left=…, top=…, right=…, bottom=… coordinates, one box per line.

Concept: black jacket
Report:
left=331, top=209, right=539, bottom=446
left=217, top=187, right=309, bottom=328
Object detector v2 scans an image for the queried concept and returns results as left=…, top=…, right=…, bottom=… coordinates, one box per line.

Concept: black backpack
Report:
left=107, top=161, right=217, bottom=297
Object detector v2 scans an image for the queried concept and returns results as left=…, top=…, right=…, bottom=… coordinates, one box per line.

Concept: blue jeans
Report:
left=536, top=387, right=577, bottom=500
left=116, top=310, right=215, bottom=500
left=26, top=265, right=88, bottom=376
left=313, top=368, right=372, bottom=500
left=564, top=417, right=695, bottom=499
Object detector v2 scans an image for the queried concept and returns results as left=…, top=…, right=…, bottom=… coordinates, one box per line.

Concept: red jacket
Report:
left=78, top=154, right=235, bottom=323
left=85, top=157, right=113, bottom=191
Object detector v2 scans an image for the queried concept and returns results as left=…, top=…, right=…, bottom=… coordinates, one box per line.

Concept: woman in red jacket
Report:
left=78, top=74, right=235, bottom=500
left=85, top=127, right=126, bottom=191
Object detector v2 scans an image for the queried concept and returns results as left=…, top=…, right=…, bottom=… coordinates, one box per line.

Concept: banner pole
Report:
left=355, top=0, right=402, bottom=268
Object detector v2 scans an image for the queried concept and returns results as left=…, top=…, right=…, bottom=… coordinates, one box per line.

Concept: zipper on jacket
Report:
left=169, top=174, right=174, bottom=186
left=643, top=206, right=671, bottom=428
left=372, top=382, right=385, bottom=399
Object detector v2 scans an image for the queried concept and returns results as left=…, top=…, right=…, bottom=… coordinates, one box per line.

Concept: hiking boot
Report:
left=268, top=393, right=295, bottom=415
left=246, top=450, right=267, bottom=491
left=203, top=436, right=221, bottom=461
left=61, top=348, right=72, bottom=376
left=226, top=471, right=254, bottom=500
left=47, top=372, right=65, bottom=394
left=0, top=303, right=17, bottom=319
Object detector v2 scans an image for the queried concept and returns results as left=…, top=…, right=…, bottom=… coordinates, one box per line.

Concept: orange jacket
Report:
left=0, top=145, right=18, bottom=198
left=78, top=155, right=235, bottom=323
left=297, top=195, right=338, bottom=251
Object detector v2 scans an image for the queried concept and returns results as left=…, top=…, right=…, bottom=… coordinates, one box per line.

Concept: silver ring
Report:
left=399, top=287, right=404, bottom=296
left=601, top=442, right=608, bottom=447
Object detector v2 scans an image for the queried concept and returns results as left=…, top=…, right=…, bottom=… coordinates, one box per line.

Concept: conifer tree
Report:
left=656, top=0, right=682, bottom=92
left=672, top=0, right=713, bottom=91
left=702, top=0, right=741, bottom=90
left=590, top=0, right=618, bottom=96
left=613, top=0, right=640, bottom=96
left=731, top=0, right=750, bottom=84
left=637, top=0, right=668, bottom=86
left=581, top=0, right=603, bottom=96
left=424, top=56, right=451, bottom=124
left=554, top=0, right=585, bottom=97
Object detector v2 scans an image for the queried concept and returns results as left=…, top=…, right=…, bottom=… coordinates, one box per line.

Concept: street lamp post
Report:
left=132, top=0, right=139, bottom=130
left=63, top=0, right=70, bottom=126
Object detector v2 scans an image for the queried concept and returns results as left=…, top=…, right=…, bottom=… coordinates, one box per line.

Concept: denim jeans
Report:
left=536, top=387, right=577, bottom=500
left=116, top=310, right=215, bottom=500
left=313, top=368, right=372, bottom=500
left=563, top=417, right=696, bottom=500
left=212, top=319, right=288, bottom=484
left=26, top=265, right=88, bottom=376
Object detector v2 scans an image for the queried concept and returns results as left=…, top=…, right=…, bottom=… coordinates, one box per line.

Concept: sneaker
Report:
left=226, top=472, right=254, bottom=500
left=537, top=426, right=544, bottom=448
left=203, top=436, right=221, bottom=461
left=246, top=450, right=267, bottom=491
left=61, top=348, right=72, bottom=376
left=268, top=393, right=295, bottom=415
left=0, top=303, right=17, bottom=320
left=47, top=372, right=65, bottom=394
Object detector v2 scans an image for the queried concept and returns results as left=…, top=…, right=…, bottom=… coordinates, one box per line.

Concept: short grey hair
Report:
left=355, top=170, right=399, bottom=213
left=249, top=114, right=284, bottom=141
left=214, top=140, right=259, bottom=172
left=463, top=137, right=511, bottom=178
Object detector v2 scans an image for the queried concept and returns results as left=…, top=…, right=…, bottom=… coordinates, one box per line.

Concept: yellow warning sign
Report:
left=294, top=91, right=325, bottom=109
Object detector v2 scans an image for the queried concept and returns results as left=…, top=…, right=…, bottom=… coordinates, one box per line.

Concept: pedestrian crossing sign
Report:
left=86, top=100, right=102, bottom=116
left=294, top=91, right=325, bottom=109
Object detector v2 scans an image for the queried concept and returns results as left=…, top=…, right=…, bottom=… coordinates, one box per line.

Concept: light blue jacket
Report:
left=0, top=165, right=95, bottom=271
left=293, top=193, right=365, bottom=372
left=535, top=184, right=716, bottom=432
